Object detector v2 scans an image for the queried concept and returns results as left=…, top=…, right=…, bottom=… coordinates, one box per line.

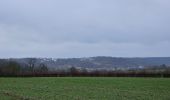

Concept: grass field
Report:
left=0, top=77, right=170, bottom=100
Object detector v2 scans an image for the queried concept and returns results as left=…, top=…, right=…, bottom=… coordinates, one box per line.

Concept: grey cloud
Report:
left=0, top=0, right=170, bottom=57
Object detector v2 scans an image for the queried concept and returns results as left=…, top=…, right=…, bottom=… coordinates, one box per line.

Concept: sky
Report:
left=0, top=0, right=170, bottom=58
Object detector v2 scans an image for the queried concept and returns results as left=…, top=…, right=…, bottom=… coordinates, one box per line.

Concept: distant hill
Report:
left=11, top=56, right=170, bottom=70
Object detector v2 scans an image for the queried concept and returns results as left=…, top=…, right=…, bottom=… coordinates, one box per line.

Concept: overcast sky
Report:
left=0, top=0, right=170, bottom=58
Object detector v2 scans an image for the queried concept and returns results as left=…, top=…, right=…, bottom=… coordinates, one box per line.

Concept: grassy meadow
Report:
left=0, top=77, right=170, bottom=100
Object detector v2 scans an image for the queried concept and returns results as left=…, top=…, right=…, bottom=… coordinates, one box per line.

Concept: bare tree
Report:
left=37, top=63, right=48, bottom=73
left=27, top=58, right=37, bottom=72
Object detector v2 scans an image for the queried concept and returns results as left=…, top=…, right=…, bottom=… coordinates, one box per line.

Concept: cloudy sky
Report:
left=0, top=0, right=170, bottom=58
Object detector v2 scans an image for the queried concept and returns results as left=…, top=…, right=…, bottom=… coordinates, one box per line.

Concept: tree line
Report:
left=0, top=58, right=48, bottom=76
left=0, top=59, right=170, bottom=77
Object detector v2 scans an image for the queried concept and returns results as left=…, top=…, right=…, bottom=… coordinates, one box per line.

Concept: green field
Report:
left=0, top=77, right=170, bottom=100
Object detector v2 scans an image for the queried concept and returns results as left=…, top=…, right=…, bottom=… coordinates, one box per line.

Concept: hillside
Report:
left=12, top=57, right=170, bottom=70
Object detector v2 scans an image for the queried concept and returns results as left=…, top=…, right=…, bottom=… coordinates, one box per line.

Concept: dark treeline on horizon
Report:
left=0, top=59, right=170, bottom=77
